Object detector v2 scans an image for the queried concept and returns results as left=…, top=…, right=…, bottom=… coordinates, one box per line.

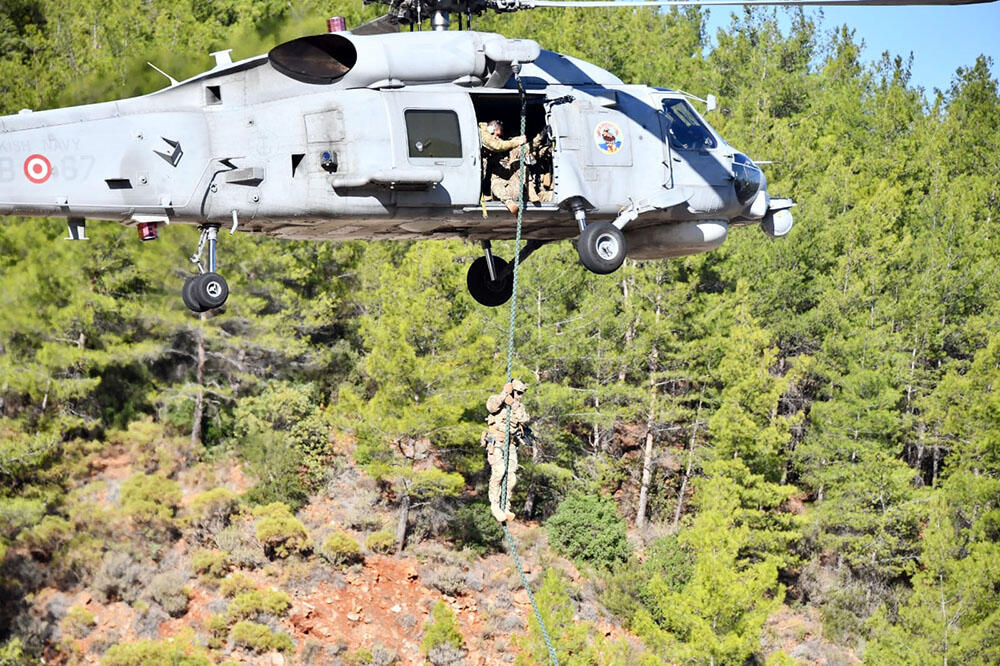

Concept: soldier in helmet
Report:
left=479, top=119, right=527, bottom=215
left=481, top=379, right=530, bottom=523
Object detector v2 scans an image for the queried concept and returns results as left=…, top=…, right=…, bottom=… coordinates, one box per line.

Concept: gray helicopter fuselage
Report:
left=0, top=29, right=791, bottom=258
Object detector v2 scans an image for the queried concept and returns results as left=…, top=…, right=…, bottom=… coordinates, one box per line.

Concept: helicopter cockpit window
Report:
left=661, top=98, right=717, bottom=151
left=405, top=110, right=462, bottom=159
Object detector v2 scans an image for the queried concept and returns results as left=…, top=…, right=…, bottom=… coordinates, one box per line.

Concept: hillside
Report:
left=2, top=1, right=1000, bottom=665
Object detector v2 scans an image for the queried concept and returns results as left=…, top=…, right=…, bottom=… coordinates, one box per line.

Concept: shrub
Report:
left=186, top=488, right=239, bottom=536
left=214, top=524, right=266, bottom=568
left=420, top=564, right=465, bottom=597
left=101, top=630, right=211, bottom=665
left=62, top=605, right=96, bottom=638
left=421, top=601, right=465, bottom=654
left=226, top=589, right=292, bottom=621
left=602, top=534, right=693, bottom=624
left=448, top=502, right=504, bottom=555
left=234, top=383, right=331, bottom=510
left=16, top=515, right=73, bottom=559
left=93, top=551, right=144, bottom=603
left=365, top=529, right=396, bottom=554
left=320, top=530, right=363, bottom=566
left=191, top=549, right=230, bottom=578
left=147, top=571, right=190, bottom=618
left=110, top=419, right=195, bottom=475
left=219, top=572, right=256, bottom=598
left=204, top=614, right=229, bottom=649
left=120, top=473, right=181, bottom=532
left=546, top=492, right=630, bottom=569
left=252, top=503, right=312, bottom=558
left=230, top=620, right=295, bottom=653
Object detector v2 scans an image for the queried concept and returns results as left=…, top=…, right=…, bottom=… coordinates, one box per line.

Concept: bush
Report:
left=62, top=605, right=96, bottom=638
left=226, top=589, right=292, bottom=621
left=448, top=503, right=504, bottom=554
left=602, top=534, right=694, bottom=624
left=546, top=492, right=630, bottom=569
left=214, top=524, right=267, bottom=568
left=253, top=503, right=312, bottom=558
left=110, top=419, right=195, bottom=475
left=365, top=529, right=396, bottom=554
left=16, top=515, right=73, bottom=559
left=93, top=551, right=144, bottom=603
left=186, top=488, right=239, bottom=537
left=421, top=601, right=465, bottom=654
left=204, top=614, right=229, bottom=649
left=191, top=549, right=230, bottom=578
left=120, top=473, right=181, bottom=532
left=147, top=571, right=190, bottom=618
left=101, top=630, right=211, bottom=665
left=234, top=383, right=331, bottom=511
left=230, top=620, right=295, bottom=653
left=219, top=572, right=256, bottom=598
left=320, top=530, right=363, bottom=566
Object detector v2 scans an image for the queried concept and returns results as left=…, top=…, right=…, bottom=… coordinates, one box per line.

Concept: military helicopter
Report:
left=0, top=0, right=992, bottom=311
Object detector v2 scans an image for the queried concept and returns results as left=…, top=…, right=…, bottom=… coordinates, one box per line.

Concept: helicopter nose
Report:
left=732, top=153, right=763, bottom=205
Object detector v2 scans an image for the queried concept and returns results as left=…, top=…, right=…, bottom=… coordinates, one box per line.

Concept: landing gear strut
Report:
left=467, top=240, right=546, bottom=307
left=183, top=225, right=230, bottom=313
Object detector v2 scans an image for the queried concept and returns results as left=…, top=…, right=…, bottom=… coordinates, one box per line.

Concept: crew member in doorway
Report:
left=481, top=379, right=531, bottom=523
left=479, top=119, right=527, bottom=215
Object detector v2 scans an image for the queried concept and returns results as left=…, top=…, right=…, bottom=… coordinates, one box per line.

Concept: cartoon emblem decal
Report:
left=594, top=121, right=623, bottom=155
left=23, top=154, right=52, bottom=184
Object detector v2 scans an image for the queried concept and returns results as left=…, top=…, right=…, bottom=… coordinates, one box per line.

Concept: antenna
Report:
left=147, top=62, right=179, bottom=87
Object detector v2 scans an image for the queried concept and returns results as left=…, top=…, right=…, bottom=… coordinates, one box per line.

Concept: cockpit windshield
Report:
left=660, top=98, right=717, bottom=151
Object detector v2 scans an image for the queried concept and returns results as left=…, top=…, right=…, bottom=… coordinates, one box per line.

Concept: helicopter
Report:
left=0, top=0, right=992, bottom=312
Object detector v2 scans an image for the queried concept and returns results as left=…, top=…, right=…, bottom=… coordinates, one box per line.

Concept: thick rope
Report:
left=498, top=68, right=561, bottom=666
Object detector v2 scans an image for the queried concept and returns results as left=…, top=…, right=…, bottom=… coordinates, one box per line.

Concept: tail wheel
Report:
left=577, top=222, right=626, bottom=274
left=467, top=256, right=513, bottom=307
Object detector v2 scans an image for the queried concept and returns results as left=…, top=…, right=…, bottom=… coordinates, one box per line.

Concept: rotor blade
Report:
left=351, top=14, right=401, bottom=35
left=521, top=0, right=995, bottom=7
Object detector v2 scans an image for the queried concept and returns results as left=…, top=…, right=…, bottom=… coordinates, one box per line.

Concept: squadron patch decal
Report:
left=23, top=154, right=52, bottom=184
left=594, top=121, right=623, bottom=155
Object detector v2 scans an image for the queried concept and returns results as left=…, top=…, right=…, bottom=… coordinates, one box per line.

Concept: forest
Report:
left=1, top=1, right=999, bottom=664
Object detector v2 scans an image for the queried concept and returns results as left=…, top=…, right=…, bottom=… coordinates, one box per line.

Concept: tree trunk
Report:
left=673, top=395, right=703, bottom=529
left=636, top=428, right=655, bottom=528
left=190, top=316, right=206, bottom=448
left=395, top=483, right=410, bottom=555
left=522, top=434, right=540, bottom=517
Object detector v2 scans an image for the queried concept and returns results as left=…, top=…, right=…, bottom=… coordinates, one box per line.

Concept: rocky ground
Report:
left=5, top=438, right=859, bottom=665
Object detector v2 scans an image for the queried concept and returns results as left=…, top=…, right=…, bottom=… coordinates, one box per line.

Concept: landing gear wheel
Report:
left=467, top=256, right=513, bottom=307
left=577, top=222, right=626, bottom=274
left=193, top=272, right=229, bottom=309
left=182, top=275, right=206, bottom=313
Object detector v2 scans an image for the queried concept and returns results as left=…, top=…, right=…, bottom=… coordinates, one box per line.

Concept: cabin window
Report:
left=661, top=99, right=717, bottom=151
left=405, top=110, right=462, bottom=158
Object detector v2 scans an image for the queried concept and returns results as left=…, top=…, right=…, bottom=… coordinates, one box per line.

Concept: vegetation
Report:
left=320, top=530, right=364, bottom=566
left=421, top=600, right=465, bottom=654
left=229, top=620, right=295, bottom=653
left=1, top=1, right=999, bottom=664
left=252, top=503, right=312, bottom=558
left=546, top=493, right=631, bottom=569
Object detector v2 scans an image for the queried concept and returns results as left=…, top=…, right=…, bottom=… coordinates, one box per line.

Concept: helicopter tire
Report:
left=467, top=256, right=513, bottom=307
left=193, top=272, right=229, bottom=310
left=182, top=275, right=207, bottom=313
left=577, top=222, right=626, bottom=274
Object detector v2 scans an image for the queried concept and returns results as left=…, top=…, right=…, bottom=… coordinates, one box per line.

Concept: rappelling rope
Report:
left=497, top=65, right=561, bottom=666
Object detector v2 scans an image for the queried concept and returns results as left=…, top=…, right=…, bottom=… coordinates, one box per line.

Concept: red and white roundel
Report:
left=23, top=154, right=52, bottom=184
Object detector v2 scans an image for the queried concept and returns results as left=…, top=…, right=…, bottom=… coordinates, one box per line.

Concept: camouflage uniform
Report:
left=479, top=122, right=526, bottom=211
left=482, top=379, right=530, bottom=523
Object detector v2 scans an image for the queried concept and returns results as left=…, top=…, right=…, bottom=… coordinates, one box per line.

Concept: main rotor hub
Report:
left=364, top=0, right=519, bottom=26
